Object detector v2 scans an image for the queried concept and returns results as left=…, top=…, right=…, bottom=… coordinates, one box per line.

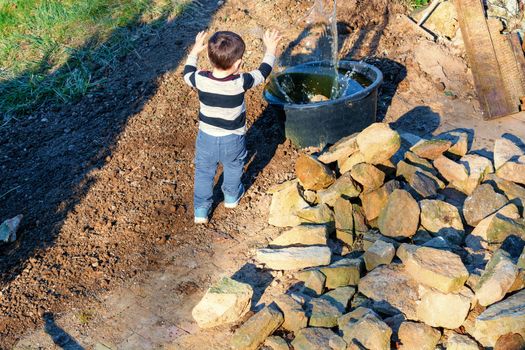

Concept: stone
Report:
left=361, top=180, right=402, bottom=221
left=519, top=246, right=525, bottom=269
left=192, top=277, right=253, bottom=328
left=485, top=215, right=525, bottom=244
left=398, top=321, right=441, bottom=350
left=302, top=270, right=326, bottom=296
left=446, top=331, right=479, bottom=350
left=410, top=139, right=452, bottom=160
left=256, top=246, right=331, bottom=271
left=358, top=264, right=420, bottom=320
left=378, top=189, right=420, bottom=238
left=0, top=214, right=22, bottom=243
left=321, top=286, right=356, bottom=312
left=334, top=197, right=354, bottom=233
left=292, top=327, right=347, bottom=350
left=396, top=160, right=441, bottom=198
left=339, top=152, right=366, bottom=174
left=420, top=0, right=459, bottom=38
left=339, top=308, right=392, bottom=350
left=384, top=314, right=406, bottom=342
left=434, top=155, right=469, bottom=185
left=412, top=228, right=433, bottom=245
left=319, top=258, right=363, bottom=288
left=495, top=333, right=525, bottom=350
left=436, top=130, right=469, bottom=156
left=460, top=154, right=495, bottom=194
left=463, top=183, right=509, bottom=227
left=494, top=137, right=524, bottom=170
left=231, top=304, right=284, bottom=350
left=471, top=289, right=525, bottom=347
left=352, top=204, right=368, bottom=234
left=264, top=336, right=290, bottom=350
left=350, top=163, right=385, bottom=192
left=363, top=239, right=395, bottom=271
left=416, top=285, right=473, bottom=329
left=302, top=190, right=318, bottom=204
left=434, top=154, right=494, bottom=195
left=317, top=173, right=361, bottom=207
left=318, top=134, right=359, bottom=164
left=296, top=204, right=334, bottom=225
left=308, top=298, right=343, bottom=327
left=471, top=203, right=521, bottom=242
left=356, top=123, right=401, bottom=165
left=484, top=174, right=525, bottom=213
left=475, top=250, right=519, bottom=306
left=269, top=225, right=329, bottom=247
left=269, top=181, right=310, bottom=227
left=419, top=199, right=464, bottom=237
left=296, top=154, right=336, bottom=191
left=274, top=294, right=308, bottom=333
left=497, top=161, right=525, bottom=185
left=400, top=246, right=469, bottom=293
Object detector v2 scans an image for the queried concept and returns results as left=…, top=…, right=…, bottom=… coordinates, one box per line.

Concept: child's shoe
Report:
left=194, top=208, right=209, bottom=224
left=224, top=187, right=245, bottom=209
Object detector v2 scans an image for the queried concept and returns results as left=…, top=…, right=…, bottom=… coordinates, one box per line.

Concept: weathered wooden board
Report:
left=454, top=0, right=515, bottom=119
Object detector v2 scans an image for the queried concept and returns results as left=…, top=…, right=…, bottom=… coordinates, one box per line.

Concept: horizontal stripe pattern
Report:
left=182, top=53, right=276, bottom=136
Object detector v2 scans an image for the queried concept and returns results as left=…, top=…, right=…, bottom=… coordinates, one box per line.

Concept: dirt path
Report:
left=3, top=0, right=525, bottom=349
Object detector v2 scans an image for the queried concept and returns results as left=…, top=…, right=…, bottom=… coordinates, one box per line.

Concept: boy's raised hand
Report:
left=263, top=29, right=282, bottom=56
left=190, top=31, right=208, bottom=56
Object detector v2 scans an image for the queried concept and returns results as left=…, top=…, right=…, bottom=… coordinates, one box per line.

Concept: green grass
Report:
left=411, top=0, right=430, bottom=8
left=0, top=0, right=190, bottom=119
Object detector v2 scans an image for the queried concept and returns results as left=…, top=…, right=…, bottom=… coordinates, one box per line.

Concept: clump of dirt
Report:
left=0, top=0, right=475, bottom=347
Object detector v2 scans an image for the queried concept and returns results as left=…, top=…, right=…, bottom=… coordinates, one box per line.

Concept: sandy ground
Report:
left=2, top=0, right=525, bottom=348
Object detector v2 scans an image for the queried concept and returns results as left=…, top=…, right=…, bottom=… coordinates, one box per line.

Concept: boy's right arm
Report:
left=183, top=31, right=208, bottom=88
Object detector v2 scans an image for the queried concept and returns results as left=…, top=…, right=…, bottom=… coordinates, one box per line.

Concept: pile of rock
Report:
left=193, top=123, right=525, bottom=350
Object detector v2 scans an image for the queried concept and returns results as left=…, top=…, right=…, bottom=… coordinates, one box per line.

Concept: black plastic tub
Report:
left=264, top=60, right=383, bottom=148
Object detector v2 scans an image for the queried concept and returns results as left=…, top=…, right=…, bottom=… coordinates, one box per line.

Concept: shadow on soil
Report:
left=43, top=313, right=84, bottom=350
left=0, top=0, right=219, bottom=304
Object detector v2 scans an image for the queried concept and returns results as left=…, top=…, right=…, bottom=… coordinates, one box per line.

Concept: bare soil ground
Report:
left=2, top=0, right=525, bottom=349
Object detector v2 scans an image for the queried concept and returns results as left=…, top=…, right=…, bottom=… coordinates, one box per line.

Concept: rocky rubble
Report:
left=192, top=123, right=525, bottom=349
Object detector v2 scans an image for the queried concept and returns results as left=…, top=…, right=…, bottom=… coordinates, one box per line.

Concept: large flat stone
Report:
left=339, top=308, right=392, bottom=350
left=416, top=285, right=473, bottom=329
left=471, top=203, right=521, bottom=242
left=231, top=304, right=284, bottom=350
left=358, top=264, right=419, bottom=320
left=471, top=289, right=525, bottom=347
left=378, top=189, right=420, bottom=238
left=296, top=154, right=336, bottom=191
left=256, top=246, right=332, bottom=270
left=269, top=225, right=329, bottom=247
left=497, top=161, right=525, bottom=185
left=292, top=328, right=347, bottom=350
left=319, top=258, right=364, bottom=289
left=396, top=159, right=443, bottom=198
left=398, top=321, right=441, bottom=350
left=475, top=250, right=519, bottom=307
left=361, top=180, right=402, bottom=221
left=410, top=139, right=452, bottom=160
left=350, top=163, right=385, bottom=192
left=269, top=181, right=310, bottom=227
left=363, top=239, right=395, bottom=271
left=356, top=123, right=401, bottom=165
left=274, top=294, right=308, bottom=333
left=317, top=173, right=361, bottom=207
left=400, top=245, right=468, bottom=293
left=419, top=199, right=464, bottom=236
left=494, top=137, right=523, bottom=170
left=296, top=204, right=334, bottom=225
left=192, top=277, right=253, bottom=328
left=463, top=183, right=509, bottom=227
left=308, top=298, right=343, bottom=328
left=484, top=174, right=525, bottom=213
left=318, top=134, right=359, bottom=164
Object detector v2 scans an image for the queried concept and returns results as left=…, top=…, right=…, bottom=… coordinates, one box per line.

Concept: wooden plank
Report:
left=509, top=33, right=525, bottom=92
left=453, top=0, right=514, bottom=119
left=488, top=19, right=523, bottom=112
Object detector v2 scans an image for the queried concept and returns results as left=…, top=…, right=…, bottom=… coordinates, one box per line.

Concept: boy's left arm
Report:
left=242, top=29, right=282, bottom=91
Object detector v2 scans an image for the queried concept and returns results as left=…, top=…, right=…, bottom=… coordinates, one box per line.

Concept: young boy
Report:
left=183, top=29, right=282, bottom=224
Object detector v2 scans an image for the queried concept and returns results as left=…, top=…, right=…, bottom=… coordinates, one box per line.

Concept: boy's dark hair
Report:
left=208, top=31, right=245, bottom=70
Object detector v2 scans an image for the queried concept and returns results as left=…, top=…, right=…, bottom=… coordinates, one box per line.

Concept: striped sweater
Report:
left=183, top=53, right=275, bottom=136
